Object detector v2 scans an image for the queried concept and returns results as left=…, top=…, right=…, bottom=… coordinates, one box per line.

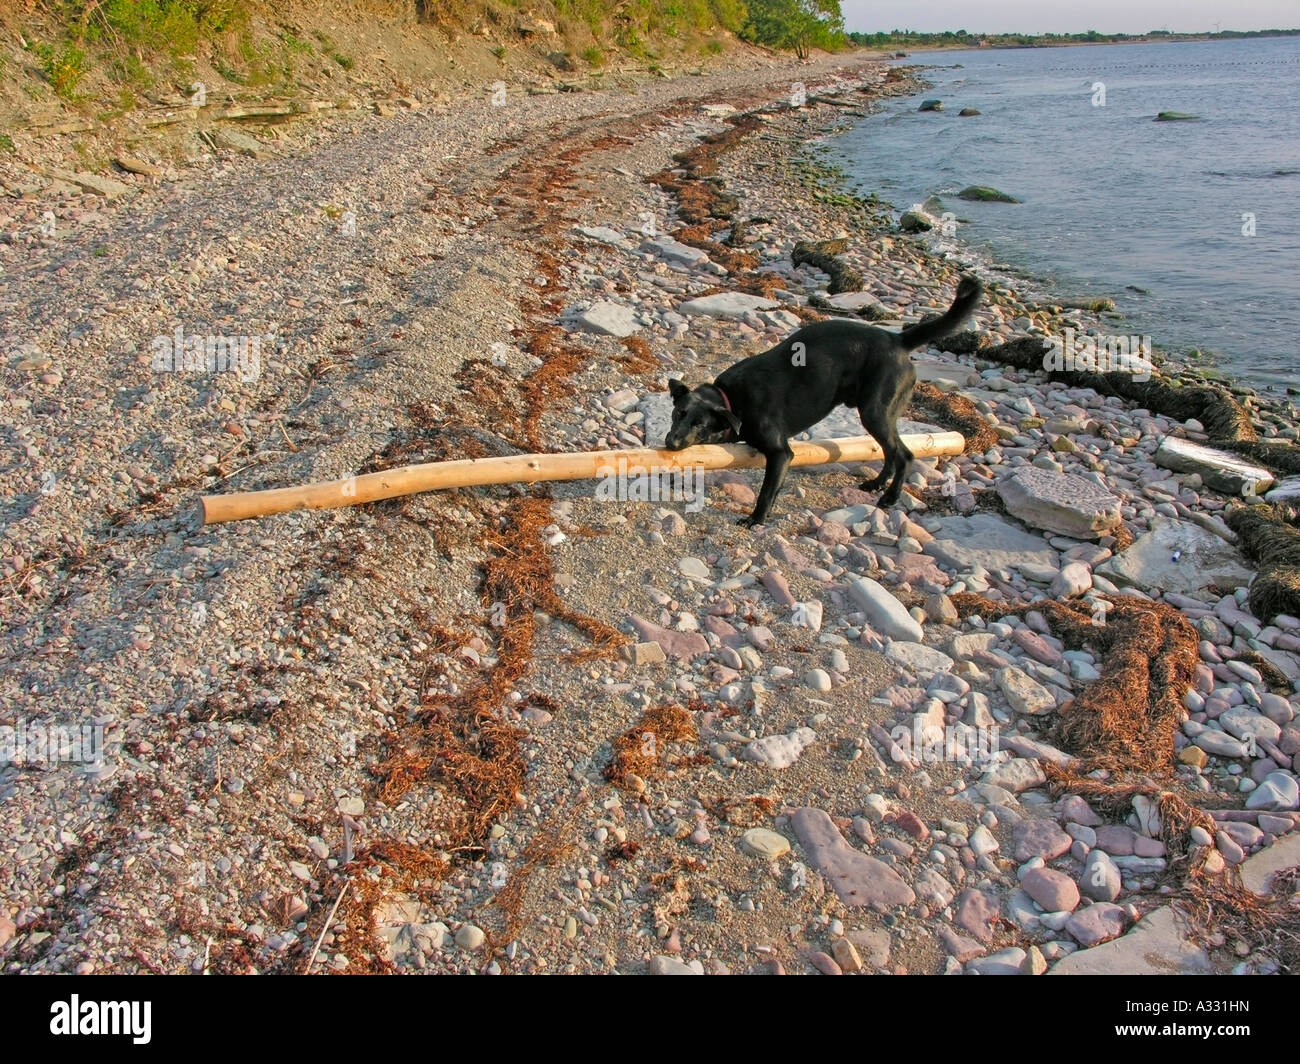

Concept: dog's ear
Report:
left=718, top=407, right=741, bottom=435
left=668, top=379, right=690, bottom=402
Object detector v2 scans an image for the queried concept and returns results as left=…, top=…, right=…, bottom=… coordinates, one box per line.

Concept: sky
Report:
left=840, top=0, right=1299, bottom=35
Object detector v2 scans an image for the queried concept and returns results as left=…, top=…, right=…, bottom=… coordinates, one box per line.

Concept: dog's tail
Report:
left=898, top=276, right=982, bottom=351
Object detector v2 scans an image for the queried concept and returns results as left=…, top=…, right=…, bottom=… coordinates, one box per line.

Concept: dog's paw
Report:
left=859, top=477, right=887, bottom=492
left=740, top=514, right=769, bottom=528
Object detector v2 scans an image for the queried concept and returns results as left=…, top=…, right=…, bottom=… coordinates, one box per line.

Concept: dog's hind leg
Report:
left=877, top=367, right=917, bottom=506
left=745, top=442, right=794, bottom=526
left=857, top=364, right=916, bottom=507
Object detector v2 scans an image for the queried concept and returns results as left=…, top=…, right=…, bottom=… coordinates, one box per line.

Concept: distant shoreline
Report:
left=851, top=31, right=1300, bottom=57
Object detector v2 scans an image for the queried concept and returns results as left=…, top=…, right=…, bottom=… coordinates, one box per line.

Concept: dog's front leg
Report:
left=744, top=444, right=794, bottom=526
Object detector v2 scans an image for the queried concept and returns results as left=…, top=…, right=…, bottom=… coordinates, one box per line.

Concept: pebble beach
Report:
left=1, top=49, right=1298, bottom=977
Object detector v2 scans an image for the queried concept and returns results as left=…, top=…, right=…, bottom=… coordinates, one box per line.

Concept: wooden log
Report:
left=199, top=430, right=966, bottom=525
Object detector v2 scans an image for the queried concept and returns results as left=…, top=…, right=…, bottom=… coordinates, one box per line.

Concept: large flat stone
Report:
left=641, top=236, right=711, bottom=267
left=914, top=359, right=979, bottom=389
left=923, top=512, right=1059, bottom=573
left=791, top=807, right=916, bottom=910
left=678, top=293, right=778, bottom=319
left=885, top=641, right=954, bottom=677
left=997, top=468, right=1122, bottom=539
left=1047, top=905, right=1213, bottom=975
left=1155, top=437, right=1274, bottom=497
left=571, top=301, right=640, bottom=337
left=47, top=167, right=133, bottom=199
left=1095, top=516, right=1253, bottom=594
left=1239, top=832, right=1300, bottom=895
left=848, top=577, right=923, bottom=642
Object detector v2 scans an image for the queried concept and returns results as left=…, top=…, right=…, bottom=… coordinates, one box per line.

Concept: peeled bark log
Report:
left=199, top=430, right=966, bottom=525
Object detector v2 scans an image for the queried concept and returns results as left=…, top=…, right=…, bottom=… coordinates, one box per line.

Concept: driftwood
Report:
left=199, top=431, right=965, bottom=525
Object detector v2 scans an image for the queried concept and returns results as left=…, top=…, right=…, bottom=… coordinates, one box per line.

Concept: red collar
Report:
left=716, top=384, right=734, bottom=439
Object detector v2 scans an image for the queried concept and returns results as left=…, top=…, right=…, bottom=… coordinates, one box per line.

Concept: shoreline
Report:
left=819, top=59, right=1300, bottom=406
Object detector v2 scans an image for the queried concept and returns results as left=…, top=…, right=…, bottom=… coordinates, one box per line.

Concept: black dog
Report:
left=664, top=276, right=981, bottom=525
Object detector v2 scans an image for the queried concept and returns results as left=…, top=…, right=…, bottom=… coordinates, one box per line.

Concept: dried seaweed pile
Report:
left=604, top=702, right=699, bottom=789
left=909, top=380, right=999, bottom=455
left=948, top=594, right=1198, bottom=776
left=1225, top=502, right=1300, bottom=623
left=791, top=237, right=863, bottom=294
left=648, top=113, right=763, bottom=275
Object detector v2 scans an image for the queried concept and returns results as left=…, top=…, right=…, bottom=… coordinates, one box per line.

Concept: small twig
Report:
left=303, top=879, right=350, bottom=974
left=276, top=419, right=299, bottom=453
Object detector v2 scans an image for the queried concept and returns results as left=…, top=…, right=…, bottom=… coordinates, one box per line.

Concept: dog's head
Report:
left=664, top=380, right=741, bottom=450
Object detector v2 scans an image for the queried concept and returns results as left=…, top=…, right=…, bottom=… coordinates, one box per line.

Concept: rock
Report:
left=939, top=927, right=986, bottom=962
left=1065, top=902, right=1126, bottom=947
left=740, top=828, right=791, bottom=859
left=1079, top=849, right=1122, bottom=902
left=806, top=950, right=842, bottom=975
left=954, top=888, right=1000, bottom=942
left=831, top=937, right=863, bottom=972
left=804, top=668, right=833, bottom=692
left=957, top=185, right=1021, bottom=203
left=1048, top=906, right=1212, bottom=974
left=620, top=641, right=667, bottom=665
left=627, top=615, right=708, bottom=662
left=1014, top=819, right=1072, bottom=861
left=115, top=154, right=160, bottom=176
left=847, top=576, right=923, bottom=642
left=923, top=593, right=960, bottom=624
left=1155, top=111, right=1200, bottom=121
left=885, top=641, right=954, bottom=677
left=1245, top=771, right=1300, bottom=811
left=576, top=225, right=632, bottom=247
left=1051, top=561, right=1093, bottom=598
left=997, top=468, right=1122, bottom=539
left=454, top=923, right=486, bottom=950
left=967, top=947, right=1029, bottom=975
left=1021, top=866, right=1080, bottom=912
left=918, top=99, right=944, bottom=112
left=46, top=167, right=133, bottom=199
left=1095, top=516, right=1253, bottom=595
left=958, top=107, right=981, bottom=117
left=1220, top=707, right=1282, bottom=746
left=649, top=955, right=699, bottom=974
left=996, top=666, right=1055, bottom=716
left=899, top=209, right=933, bottom=232
left=914, top=360, right=979, bottom=389
left=924, top=512, right=1058, bottom=573
left=1193, top=730, right=1250, bottom=759
left=678, top=293, right=778, bottom=319
left=791, top=808, right=916, bottom=910
left=641, top=236, right=711, bottom=266
left=969, top=824, right=999, bottom=857
left=1154, top=437, right=1273, bottom=497
left=573, top=301, right=640, bottom=337
left=821, top=291, right=889, bottom=315
left=982, top=758, right=1047, bottom=793
left=1239, top=833, right=1300, bottom=895
left=847, top=927, right=891, bottom=968
left=742, top=727, right=816, bottom=769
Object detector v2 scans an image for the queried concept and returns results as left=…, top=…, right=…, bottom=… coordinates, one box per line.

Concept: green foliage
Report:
left=743, top=0, right=846, bottom=58
left=36, top=43, right=88, bottom=98
left=580, top=45, right=604, bottom=65
left=0, top=133, right=14, bottom=154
